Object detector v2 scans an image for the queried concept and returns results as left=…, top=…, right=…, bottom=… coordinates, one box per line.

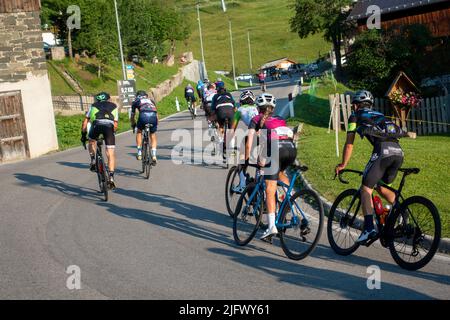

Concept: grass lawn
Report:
left=289, top=79, right=450, bottom=237
left=51, top=58, right=181, bottom=96
left=175, top=0, right=331, bottom=73
left=47, top=62, right=77, bottom=96
left=55, top=80, right=195, bottom=151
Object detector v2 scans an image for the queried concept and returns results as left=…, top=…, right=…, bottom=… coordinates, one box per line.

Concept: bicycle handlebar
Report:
left=334, top=169, right=363, bottom=184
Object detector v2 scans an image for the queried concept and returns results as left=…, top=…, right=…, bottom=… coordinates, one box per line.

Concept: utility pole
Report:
left=229, top=20, right=238, bottom=90
left=113, top=0, right=126, bottom=80
left=247, top=30, right=253, bottom=87
left=197, top=3, right=207, bottom=80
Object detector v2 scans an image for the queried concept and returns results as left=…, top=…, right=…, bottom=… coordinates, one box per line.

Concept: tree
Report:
left=290, top=0, right=352, bottom=77
left=346, top=29, right=394, bottom=95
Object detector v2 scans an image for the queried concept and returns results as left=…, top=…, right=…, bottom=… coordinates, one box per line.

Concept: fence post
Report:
left=288, top=93, right=294, bottom=118
left=441, top=96, right=448, bottom=133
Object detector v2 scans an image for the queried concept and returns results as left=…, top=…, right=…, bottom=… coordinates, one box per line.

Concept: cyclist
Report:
left=203, top=83, right=217, bottom=121
left=185, top=83, right=197, bottom=116
left=81, top=92, right=119, bottom=188
left=335, top=90, right=412, bottom=244
left=245, top=93, right=296, bottom=240
left=231, top=90, right=259, bottom=192
left=211, top=85, right=236, bottom=145
left=258, top=70, right=266, bottom=92
left=196, top=80, right=205, bottom=102
left=215, top=78, right=225, bottom=90
left=130, top=90, right=159, bottom=165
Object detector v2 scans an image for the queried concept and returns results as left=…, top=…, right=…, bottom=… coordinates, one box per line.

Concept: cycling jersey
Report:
left=132, top=97, right=157, bottom=114
left=204, top=89, right=217, bottom=103
left=211, top=92, right=235, bottom=112
left=249, top=115, right=294, bottom=141
left=86, top=101, right=119, bottom=125
left=258, top=73, right=266, bottom=82
left=233, top=104, right=259, bottom=127
left=348, top=108, right=406, bottom=188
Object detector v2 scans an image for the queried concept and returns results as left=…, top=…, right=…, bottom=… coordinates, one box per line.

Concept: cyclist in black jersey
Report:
left=335, top=90, right=414, bottom=243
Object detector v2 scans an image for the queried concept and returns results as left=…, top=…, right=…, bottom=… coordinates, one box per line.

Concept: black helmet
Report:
left=95, top=92, right=110, bottom=102
left=136, top=90, right=148, bottom=99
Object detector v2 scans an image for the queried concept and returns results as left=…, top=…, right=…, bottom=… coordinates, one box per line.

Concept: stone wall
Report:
left=150, top=59, right=201, bottom=103
left=0, top=6, right=58, bottom=159
left=0, top=11, right=47, bottom=82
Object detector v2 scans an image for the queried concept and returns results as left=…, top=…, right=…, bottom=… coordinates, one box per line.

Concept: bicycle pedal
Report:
left=261, top=235, right=273, bottom=244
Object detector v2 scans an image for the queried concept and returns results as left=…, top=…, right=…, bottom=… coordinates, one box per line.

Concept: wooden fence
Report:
left=329, top=94, right=450, bottom=135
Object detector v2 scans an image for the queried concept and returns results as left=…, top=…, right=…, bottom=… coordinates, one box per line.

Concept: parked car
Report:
left=235, top=73, right=254, bottom=82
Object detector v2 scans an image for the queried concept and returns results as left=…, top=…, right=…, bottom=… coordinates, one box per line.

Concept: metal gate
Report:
left=0, top=91, right=29, bottom=162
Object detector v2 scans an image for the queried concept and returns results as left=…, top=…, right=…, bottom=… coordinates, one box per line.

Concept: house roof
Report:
left=347, top=0, right=450, bottom=21
left=260, top=58, right=297, bottom=70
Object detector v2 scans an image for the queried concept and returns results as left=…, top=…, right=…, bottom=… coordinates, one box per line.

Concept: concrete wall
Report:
left=0, top=9, right=59, bottom=158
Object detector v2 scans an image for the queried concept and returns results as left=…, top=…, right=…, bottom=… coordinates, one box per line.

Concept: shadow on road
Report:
left=208, top=247, right=435, bottom=299
left=14, top=173, right=103, bottom=202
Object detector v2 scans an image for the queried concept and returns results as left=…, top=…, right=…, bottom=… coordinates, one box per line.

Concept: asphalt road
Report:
left=0, top=77, right=449, bottom=300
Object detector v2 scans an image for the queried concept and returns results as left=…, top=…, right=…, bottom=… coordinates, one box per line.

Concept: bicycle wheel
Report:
left=144, top=140, right=151, bottom=180
left=327, top=189, right=363, bottom=255
left=279, top=189, right=324, bottom=260
left=387, top=196, right=441, bottom=270
left=141, top=141, right=147, bottom=174
left=97, top=157, right=108, bottom=202
left=233, top=183, right=264, bottom=246
left=225, top=166, right=240, bottom=217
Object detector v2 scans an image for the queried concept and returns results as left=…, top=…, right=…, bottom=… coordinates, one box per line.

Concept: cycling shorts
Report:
left=216, top=106, right=235, bottom=129
left=264, top=140, right=297, bottom=181
left=362, top=142, right=404, bottom=188
left=203, top=101, right=213, bottom=117
left=137, top=112, right=158, bottom=133
left=89, top=122, right=115, bottom=149
left=186, top=93, right=196, bottom=103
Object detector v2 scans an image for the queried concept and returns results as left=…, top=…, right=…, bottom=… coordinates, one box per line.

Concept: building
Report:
left=347, top=0, right=450, bottom=38
left=0, top=0, right=58, bottom=163
left=260, top=58, right=297, bottom=72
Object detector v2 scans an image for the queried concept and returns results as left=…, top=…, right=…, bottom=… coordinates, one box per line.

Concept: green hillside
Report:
left=175, top=0, right=331, bottom=73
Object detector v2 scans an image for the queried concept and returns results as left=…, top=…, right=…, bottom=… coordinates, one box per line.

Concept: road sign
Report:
left=117, top=80, right=136, bottom=108
left=126, top=65, right=135, bottom=80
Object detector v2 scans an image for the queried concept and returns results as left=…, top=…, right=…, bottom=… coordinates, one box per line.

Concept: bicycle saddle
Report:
left=399, top=168, right=420, bottom=175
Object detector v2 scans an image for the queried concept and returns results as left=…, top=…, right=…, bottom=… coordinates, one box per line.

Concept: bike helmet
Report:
left=95, top=92, right=110, bottom=102
left=240, top=90, right=256, bottom=104
left=256, top=93, right=276, bottom=109
left=352, top=90, right=374, bottom=106
left=136, top=90, right=148, bottom=99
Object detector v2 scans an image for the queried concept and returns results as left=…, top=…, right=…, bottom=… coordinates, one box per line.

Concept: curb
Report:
left=298, top=165, right=450, bottom=255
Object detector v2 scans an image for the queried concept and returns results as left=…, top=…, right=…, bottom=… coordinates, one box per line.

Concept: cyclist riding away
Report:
left=185, top=83, right=197, bottom=116
left=196, top=80, right=205, bottom=102
left=211, top=85, right=236, bottom=147
left=130, top=90, right=159, bottom=165
left=335, top=90, right=413, bottom=244
left=231, top=90, right=259, bottom=192
left=81, top=92, right=119, bottom=188
left=245, top=93, right=296, bottom=240
left=203, top=83, right=217, bottom=121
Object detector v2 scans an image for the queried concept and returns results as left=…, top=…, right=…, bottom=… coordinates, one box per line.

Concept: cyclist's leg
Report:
left=376, top=155, right=404, bottom=204
left=88, top=125, right=99, bottom=169
left=149, top=113, right=158, bottom=163
left=103, top=125, right=116, bottom=173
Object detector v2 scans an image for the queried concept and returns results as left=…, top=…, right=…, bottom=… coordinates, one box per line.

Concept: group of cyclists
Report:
left=80, top=74, right=413, bottom=244
left=80, top=90, right=160, bottom=189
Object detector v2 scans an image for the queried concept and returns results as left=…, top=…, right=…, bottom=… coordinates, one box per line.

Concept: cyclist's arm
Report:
left=113, top=107, right=119, bottom=132
left=359, top=126, right=409, bottom=139
left=82, top=107, right=92, bottom=132
left=246, top=129, right=256, bottom=162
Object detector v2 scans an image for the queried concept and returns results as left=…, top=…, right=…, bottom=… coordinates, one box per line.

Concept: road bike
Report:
left=83, top=137, right=112, bottom=202
left=233, top=164, right=324, bottom=260
left=187, top=97, right=196, bottom=120
left=139, top=124, right=154, bottom=179
left=328, top=168, right=441, bottom=270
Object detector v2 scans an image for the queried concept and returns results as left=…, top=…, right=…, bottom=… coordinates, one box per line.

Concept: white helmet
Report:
left=256, top=93, right=276, bottom=109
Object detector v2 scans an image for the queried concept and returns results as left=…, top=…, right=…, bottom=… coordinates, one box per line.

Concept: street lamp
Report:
left=222, top=1, right=238, bottom=90
left=197, top=2, right=207, bottom=80
left=113, top=0, right=126, bottom=80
